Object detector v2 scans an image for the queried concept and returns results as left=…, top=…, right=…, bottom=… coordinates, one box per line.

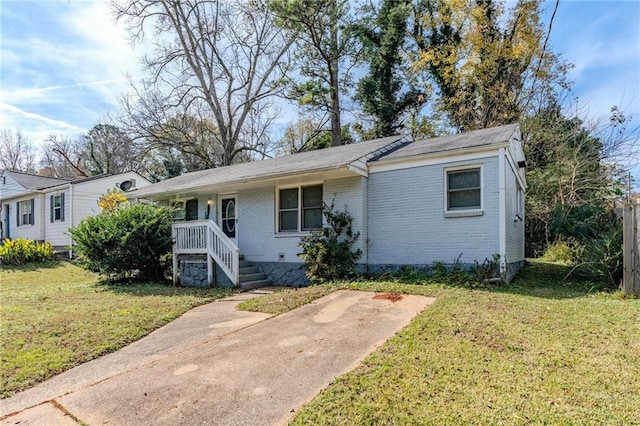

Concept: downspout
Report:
left=498, top=147, right=507, bottom=278
left=69, top=184, right=74, bottom=259
left=363, top=175, right=369, bottom=274
left=41, top=193, right=46, bottom=243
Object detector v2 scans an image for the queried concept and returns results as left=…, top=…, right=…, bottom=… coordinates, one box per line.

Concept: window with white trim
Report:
left=278, top=184, right=323, bottom=232
left=516, top=184, right=524, bottom=219
left=19, top=199, right=34, bottom=226
left=51, top=194, right=64, bottom=222
left=446, top=167, right=481, bottom=211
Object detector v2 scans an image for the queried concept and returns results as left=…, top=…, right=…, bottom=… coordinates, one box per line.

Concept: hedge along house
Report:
left=0, top=170, right=151, bottom=255
left=131, top=124, right=526, bottom=288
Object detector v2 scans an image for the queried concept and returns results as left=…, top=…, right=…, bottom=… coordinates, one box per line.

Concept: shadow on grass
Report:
left=360, top=260, right=609, bottom=300
left=0, top=260, right=61, bottom=272
left=94, top=278, right=235, bottom=299
left=497, top=260, right=607, bottom=299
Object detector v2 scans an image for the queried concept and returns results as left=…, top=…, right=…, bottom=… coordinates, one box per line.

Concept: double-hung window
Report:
left=446, top=167, right=482, bottom=212
left=51, top=194, right=65, bottom=222
left=278, top=185, right=323, bottom=232
left=18, top=199, right=34, bottom=226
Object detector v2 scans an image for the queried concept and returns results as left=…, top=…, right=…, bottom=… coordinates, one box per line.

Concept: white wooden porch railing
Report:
left=172, top=220, right=240, bottom=286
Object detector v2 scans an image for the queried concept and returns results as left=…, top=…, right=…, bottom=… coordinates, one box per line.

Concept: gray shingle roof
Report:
left=380, top=123, right=519, bottom=161
left=132, top=124, right=519, bottom=199
left=133, top=135, right=407, bottom=198
left=6, top=170, right=71, bottom=190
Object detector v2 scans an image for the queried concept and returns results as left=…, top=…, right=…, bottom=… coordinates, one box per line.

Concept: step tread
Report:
left=239, top=272, right=267, bottom=283
left=240, top=279, right=273, bottom=291
left=239, top=266, right=258, bottom=274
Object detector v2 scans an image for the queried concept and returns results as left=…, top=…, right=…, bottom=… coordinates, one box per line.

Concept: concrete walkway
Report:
left=1, top=289, right=435, bottom=426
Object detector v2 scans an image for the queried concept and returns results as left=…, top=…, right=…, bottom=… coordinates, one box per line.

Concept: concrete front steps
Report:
left=239, top=258, right=272, bottom=290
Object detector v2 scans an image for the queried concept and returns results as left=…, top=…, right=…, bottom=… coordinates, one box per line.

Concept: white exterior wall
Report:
left=0, top=173, right=27, bottom=199
left=367, top=156, right=501, bottom=266
left=43, top=188, right=71, bottom=247
left=236, top=176, right=367, bottom=263
left=71, top=172, right=150, bottom=224
left=504, top=156, right=525, bottom=263
left=6, top=194, right=46, bottom=241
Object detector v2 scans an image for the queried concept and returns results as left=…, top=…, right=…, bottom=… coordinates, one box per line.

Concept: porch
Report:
left=172, top=220, right=272, bottom=289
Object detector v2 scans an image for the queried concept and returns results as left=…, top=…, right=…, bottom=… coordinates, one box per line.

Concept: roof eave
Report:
left=132, top=163, right=357, bottom=200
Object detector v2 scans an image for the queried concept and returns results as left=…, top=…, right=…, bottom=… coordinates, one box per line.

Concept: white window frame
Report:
left=53, top=194, right=63, bottom=222
left=444, top=165, right=483, bottom=216
left=515, top=184, right=524, bottom=221
left=20, top=199, right=33, bottom=226
left=275, top=183, right=323, bottom=233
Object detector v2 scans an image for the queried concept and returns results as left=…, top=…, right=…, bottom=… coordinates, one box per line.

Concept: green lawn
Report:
left=239, top=261, right=640, bottom=425
left=0, top=262, right=232, bottom=398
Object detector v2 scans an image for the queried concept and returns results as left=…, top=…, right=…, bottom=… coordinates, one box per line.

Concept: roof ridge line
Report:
left=359, top=135, right=413, bottom=164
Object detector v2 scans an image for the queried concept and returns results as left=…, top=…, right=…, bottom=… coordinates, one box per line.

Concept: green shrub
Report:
left=69, top=203, right=173, bottom=281
left=298, top=203, right=362, bottom=283
left=0, top=238, right=55, bottom=265
left=540, top=240, right=578, bottom=264
left=570, top=225, right=623, bottom=289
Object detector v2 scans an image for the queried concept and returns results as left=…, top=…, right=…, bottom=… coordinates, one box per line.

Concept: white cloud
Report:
left=0, top=0, right=152, bottom=145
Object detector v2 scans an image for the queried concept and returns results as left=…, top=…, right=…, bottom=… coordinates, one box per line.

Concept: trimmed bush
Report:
left=69, top=203, right=173, bottom=281
left=0, top=238, right=55, bottom=265
left=298, top=203, right=362, bottom=282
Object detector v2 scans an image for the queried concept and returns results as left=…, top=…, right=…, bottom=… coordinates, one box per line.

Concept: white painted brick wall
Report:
left=237, top=176, right=368, bottom=264
left=324, top=176, right=367, bottom=261
left=505, top=158, right=525, bottom=263
left=368, top=157, right=501, bottom=265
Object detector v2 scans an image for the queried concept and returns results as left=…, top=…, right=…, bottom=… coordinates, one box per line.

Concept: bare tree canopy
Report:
left=0, top=129, right=37, bottom=173
left=40, top=125, right=145, bottom=179
left=111, top=0, right=294, bottom=167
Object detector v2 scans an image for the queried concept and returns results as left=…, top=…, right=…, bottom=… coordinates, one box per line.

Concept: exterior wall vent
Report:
left=119, top=179, right=136, bottom=191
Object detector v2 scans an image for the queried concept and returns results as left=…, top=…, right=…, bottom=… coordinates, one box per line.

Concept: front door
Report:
left=219, top=195, right=237, bottom=244
left=3, top=204, right=9, bottom=239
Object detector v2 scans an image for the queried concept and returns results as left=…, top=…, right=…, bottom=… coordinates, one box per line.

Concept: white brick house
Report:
left=132, top=124, right=526, bottom=287
left=0, top=171, right=151, bottom=254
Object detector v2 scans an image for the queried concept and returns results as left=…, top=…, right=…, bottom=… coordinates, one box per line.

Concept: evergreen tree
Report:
left=355, top=0, right=425, bottom=137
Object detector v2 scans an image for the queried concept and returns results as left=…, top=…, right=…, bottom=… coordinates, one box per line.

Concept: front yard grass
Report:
left=0, top=262, right=231, bottom=398
left=240, top=261, right=640, bottom=424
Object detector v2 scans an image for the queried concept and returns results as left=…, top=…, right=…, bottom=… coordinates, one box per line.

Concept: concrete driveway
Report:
left=1, top=289, right=435, bottom=425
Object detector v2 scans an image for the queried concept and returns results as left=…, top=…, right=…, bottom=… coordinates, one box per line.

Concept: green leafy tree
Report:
left=411, top=0, right=568, bottom=131
left=523, top=105, right=628, bottom=287
left=355, top=0, right=425, bottom=137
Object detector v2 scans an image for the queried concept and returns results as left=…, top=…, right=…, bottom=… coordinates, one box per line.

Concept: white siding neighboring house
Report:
left=132, top=124, right=526, bottom=287
left=0, top=171, right=151, bottom=254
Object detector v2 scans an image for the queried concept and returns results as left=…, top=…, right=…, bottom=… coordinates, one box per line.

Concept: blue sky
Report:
left=1, top=0, right=639, bottom=177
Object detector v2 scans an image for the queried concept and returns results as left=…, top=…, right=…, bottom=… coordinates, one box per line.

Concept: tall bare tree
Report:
left=40, top=134, right=87, bottom=178
left=0, top=128, right=37, bottom=173
left=111, top=0, right=294, bottom=167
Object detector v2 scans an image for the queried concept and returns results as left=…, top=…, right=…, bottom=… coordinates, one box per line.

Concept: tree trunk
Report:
left=329, top=0, right=342, bottom=147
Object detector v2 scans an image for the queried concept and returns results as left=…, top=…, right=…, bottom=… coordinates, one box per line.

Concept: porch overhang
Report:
left=135, top=166, right=362, bottom=202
